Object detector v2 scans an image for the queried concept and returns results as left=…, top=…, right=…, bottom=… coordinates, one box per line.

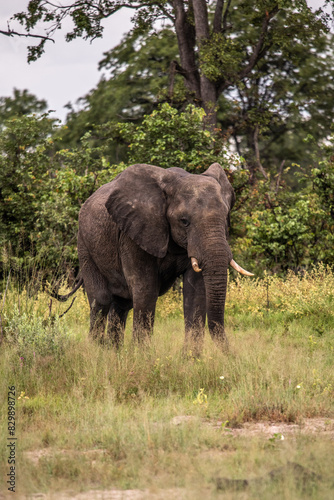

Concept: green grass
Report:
left=0, top=268, right=333, bottom=498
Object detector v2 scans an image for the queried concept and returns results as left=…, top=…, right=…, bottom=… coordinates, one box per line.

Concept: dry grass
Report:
left=0, top=265, right=333, bottom=497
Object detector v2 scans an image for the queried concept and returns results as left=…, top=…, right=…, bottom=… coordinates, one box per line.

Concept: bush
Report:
left=0, top=114, right=124, bottom=277
left=1, top=109, right=333, bottom=279
left=114, top=103, right=238, bottom=172
left=4, top=306, right=70, bottom=358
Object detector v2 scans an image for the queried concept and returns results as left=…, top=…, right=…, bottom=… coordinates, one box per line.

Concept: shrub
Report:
left=4, top=306, right=70, bottom=358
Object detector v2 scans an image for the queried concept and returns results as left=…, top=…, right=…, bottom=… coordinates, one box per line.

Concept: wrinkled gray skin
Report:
left=77, top=162, right=235, bottom=350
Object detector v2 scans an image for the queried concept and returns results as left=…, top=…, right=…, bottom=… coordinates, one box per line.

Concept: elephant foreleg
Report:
left=183, top=268, right=207, bottom=355
left=132, top=298, right=157, bottom=343
left=121, top=240, right=159, bottom=343
left=131, top=277, right=159, bottom=343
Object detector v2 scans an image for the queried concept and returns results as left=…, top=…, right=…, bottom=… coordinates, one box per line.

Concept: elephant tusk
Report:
left=191, top=257, right=202, bottom=272
left=230, top=259, right=254, bottom=276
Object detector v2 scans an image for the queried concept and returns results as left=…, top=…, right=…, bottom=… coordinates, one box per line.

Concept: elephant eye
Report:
left=180, top=217, right=190, bottom=227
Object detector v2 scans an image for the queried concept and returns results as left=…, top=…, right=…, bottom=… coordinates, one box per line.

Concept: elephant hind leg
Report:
left=90, top=300, right=110, bottom=344
left=78, top=249, right=113, bottom=343
left=107, top=301, right=130, bottom=349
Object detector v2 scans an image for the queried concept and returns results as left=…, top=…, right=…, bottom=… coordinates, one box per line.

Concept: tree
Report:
left=233, top=180, right=334, bottom=272
left=0, top=113, right=117, bottom=275
left=59, top=21, right=334, bottom=181
left=0, top=113, right=56, bottom=270
left=230, top=134, right=334, bottom=272
left=6, top=0, right=332, bottom=131
left=115, top=102, right=236, bottom=171
left=59, top=28, right=182, bottom=154
left=218, top=28, right=334, bottom=181
left=0, top=88, right=47, bottom=129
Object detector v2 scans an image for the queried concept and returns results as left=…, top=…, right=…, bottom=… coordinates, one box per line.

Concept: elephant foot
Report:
left=91, top=330, right=110, bottom=346
left=132, top=312, right=154, bottom=344
left=132, top=329, right=152, bottom=346
left=183, top=346, right=203, bottom=360
left=183, top=327, right=204, bottom=358
left=212, top=335, right=229, bottom=353
left=108, top=325, right=125, bottom=350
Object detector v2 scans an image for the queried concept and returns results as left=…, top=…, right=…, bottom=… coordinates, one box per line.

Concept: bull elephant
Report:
left=56, top=163, right=252, bottom=350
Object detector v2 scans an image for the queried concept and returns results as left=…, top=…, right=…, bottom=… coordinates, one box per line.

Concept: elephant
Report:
left=55, top=162, right=252, bottom=350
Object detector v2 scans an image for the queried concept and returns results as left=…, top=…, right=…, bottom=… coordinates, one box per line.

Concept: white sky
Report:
left=0, top=0, right=132, bottom=122
left=0, top=0, right=330, bottom=123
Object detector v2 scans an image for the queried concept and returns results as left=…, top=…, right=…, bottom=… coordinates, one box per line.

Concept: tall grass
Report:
left=0, top=265, right=333, bottom=496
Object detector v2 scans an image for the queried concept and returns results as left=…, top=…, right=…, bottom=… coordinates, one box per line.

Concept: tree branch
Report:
left=168, top=60, right=177, bottom=98
left=172, top=0, right=200, bottom=97
left=275, top=159, right=285, bottom=193
left=238, top=6, right=279, bottom=81
left=0, top=27, right=55, bottom=43
left=192, top=0, right=210, bottom=41
left=222, top=0, right=232, bottom=32
left=218, top=5, right=279, bottom=94
left=213, top=0, right=224, bottom=33
left=254, top=124, right=268, bottom=180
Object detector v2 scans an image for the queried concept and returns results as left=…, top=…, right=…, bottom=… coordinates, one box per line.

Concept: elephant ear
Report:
left=105, top=164, right=169, bottom=258
left=202, top=163, right=235, bottom=211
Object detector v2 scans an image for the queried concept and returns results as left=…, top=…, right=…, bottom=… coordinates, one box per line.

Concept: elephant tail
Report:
left=49, top=277, right=84, bottom=302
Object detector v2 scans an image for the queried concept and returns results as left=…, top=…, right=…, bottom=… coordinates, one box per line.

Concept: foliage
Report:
left=235, top=189, right=333, bottom=272
left=230, top=139, right=334, bottom=272
left=0, top=113, right=57, bottom=269
left=34, top=131, right=126, bottom=269
left=220, top=27, right=334, bottom=177
left=0, top=88, right=47, bottom=129
left=60, top=28, right=182, bottom=154
left=4, top=307, right=69, bottom=358
left=311, top=135, right=334, bottom=220
left=10, top=2, right=331, bottom=108
left=1, top=106, right=334, bottom=277
left=115, top=103, right=233, bottom=172
left=10, top=1, right=334, bottom=180
left=0, top=114, right=124, bottom=275
left=49, top=6, right=334, bottom=180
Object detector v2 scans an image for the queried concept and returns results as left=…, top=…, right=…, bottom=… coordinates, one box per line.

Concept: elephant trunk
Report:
left=193, top=229, right=231, bottom=345
left=202, top=260, right=229, bottom=344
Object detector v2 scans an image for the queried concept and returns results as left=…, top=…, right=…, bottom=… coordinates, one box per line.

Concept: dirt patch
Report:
left=24, top=448, right=107, bottom=466
left=18, top=488, right=187, bottom=500
left=169, top=415, right=334, bottom=438
left=170, top=415, right=197, bottom=426
left=212, top=417, right=334, bottom=438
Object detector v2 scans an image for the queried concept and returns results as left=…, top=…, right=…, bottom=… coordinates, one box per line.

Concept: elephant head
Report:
left=105, top=162, right=252, bottom=342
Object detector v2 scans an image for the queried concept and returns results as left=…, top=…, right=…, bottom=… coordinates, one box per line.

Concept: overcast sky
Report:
left=0, top=0, right=132, bottom=122
left=0, top=0, right=330, bottom=123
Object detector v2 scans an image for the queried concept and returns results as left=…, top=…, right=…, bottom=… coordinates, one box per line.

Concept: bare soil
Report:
left=211, top=416, right=334, bottom=437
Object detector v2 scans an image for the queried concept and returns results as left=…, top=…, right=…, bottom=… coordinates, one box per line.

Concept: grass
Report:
left=0, top=265, right=333, bottom=498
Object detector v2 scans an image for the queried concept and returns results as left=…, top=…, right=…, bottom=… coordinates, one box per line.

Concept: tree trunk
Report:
left=192, top=0, right=218, bottom=129
left=173, top=0, right=201, bottom=98
left=171, top=1, right=279, bottom=131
